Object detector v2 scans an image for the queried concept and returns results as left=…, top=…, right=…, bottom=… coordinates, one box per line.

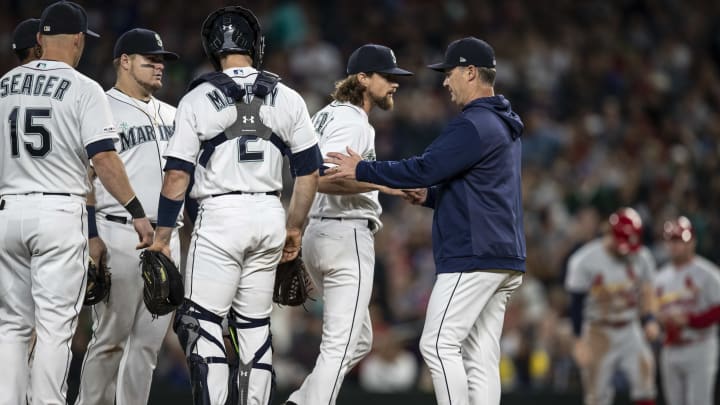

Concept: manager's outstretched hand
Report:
left=324, top=146, right=362, bottom=180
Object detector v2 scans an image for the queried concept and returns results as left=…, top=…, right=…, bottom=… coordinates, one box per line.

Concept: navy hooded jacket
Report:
left=356, top=95, right=526, bottom=273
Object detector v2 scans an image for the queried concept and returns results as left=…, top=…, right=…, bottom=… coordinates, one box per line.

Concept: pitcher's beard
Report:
left=373, top=93, right=394, bottom=111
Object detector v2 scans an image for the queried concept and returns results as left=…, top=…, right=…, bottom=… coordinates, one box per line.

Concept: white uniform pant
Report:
left=185, top=194, right=285, bottom=405
left=76, top=217, right=180, bottom=405
left=288, top=218, right=375, bottom=405
left=661, top=338, right=718, bottom=405
left=419, top=269, right=523, bottom=405
left=0, top=194, right=88, bottom=405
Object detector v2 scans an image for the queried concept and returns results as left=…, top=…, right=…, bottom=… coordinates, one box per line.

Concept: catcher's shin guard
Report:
left=174, top=300, right=227, bottom=405
left=226, top=309, right=275, bottom=405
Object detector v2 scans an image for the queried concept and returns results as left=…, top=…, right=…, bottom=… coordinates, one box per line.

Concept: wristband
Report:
left=157, top=195, right=184, bottom=227
left=124, top=196, right=146, bottom=219
left=87, top=205, right=99, bottom=238
left=641, top=314, right=656, bottom=326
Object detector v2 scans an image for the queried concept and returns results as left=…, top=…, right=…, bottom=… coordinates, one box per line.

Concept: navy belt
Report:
left=210, top=191, right=279, bottom=198
left=105, top=214, right=158, bottom=229
left=39, top=192, right=71, bottom=196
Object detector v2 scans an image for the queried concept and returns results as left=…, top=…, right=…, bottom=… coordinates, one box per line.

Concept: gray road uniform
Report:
left=565, top=239, right=657, bottom=405
left=655, top=255, right=720, bottom=405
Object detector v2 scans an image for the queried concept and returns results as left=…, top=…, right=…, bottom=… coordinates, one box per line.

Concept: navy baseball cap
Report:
left=113, top=28, right=179, bottom=60
left=428, top=37, right=496, bottom=71
left=39, top=1, right=100, bottom=38
left=12, top=18, right=40, bottom=51
left=347, top=44, right=412, bottom=76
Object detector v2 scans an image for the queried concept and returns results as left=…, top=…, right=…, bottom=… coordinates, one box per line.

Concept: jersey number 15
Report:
left=8, top=107, right=52, bottom=158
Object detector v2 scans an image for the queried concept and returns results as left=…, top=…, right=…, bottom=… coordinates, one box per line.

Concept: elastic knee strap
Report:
left=173, top=300, right=227, bottom=405
left=226, top=309, right=275, bottom=405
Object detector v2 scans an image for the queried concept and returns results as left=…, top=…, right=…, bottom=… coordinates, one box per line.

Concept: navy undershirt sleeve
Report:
left=569, top=292, right=587, bottom=337
left=86, top=139, right=116, bottom=158
left=290, top=144, right=322, bottom=177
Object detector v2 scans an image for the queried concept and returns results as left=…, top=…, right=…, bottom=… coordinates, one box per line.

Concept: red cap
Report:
left=609, top=207, right=643, bottom=255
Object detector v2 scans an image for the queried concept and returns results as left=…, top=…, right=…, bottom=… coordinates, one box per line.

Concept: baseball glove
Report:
left=140, top=250, right=184, bottom=316
left=273, top=255, right=312, bottom=306
left=84, top=257, right=111, bottom=306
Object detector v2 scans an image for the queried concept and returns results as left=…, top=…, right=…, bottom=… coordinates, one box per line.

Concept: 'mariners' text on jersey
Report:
left=0, top=73, right=71, bottom=100
left=119, top=124, right=174, bottom=152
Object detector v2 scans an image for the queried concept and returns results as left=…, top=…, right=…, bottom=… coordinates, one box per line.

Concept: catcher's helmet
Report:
left=663, top=216, right=694, bottom=242
left=201, top=6, right=265, bottom=71
left=608, top=207, right=643, bottom=255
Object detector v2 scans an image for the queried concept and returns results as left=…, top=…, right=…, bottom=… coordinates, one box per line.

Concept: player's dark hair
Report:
left=331, top=74, right=365, bottom=106
left=477, top=67, right=496, bottom=86
left=15, top=49, right=30, bottom=63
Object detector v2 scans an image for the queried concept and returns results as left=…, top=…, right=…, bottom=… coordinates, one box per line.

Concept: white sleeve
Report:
left=79, top=81, right=118, bottom=146
left=164, top=97, right=201, bottom=164
left=565, top=251, right=592, bottom=292
left=286, top=90, right=318, bottom=154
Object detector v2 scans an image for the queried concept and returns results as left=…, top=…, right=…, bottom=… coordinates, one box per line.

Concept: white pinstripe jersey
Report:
left=93, top=88, right=177, bottom=222
left=655, top=255, right=720, bottom=342
left=164, top=67, right=318, bottom=200
left=308, top=101, right=382, bottom=227
left=0, top=60, right=117, bottom=196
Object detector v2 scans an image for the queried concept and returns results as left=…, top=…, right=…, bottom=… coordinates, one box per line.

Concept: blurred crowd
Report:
left=3, top=0, right=720, bottom=398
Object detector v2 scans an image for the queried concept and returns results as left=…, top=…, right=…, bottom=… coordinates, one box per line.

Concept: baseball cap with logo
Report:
left=428, top=37, right=496, bottom=71
left=346, top=44, right=413, bottom=76
left=12, top=18, right=40, bottom=51
left=39, top=1, right=100, bottom=38
left=113, top=28, right=179, bottom=60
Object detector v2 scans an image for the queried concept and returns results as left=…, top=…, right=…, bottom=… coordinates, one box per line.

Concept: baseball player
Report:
left=565, top=207, right=659, bottom=405
left=10, top=17, right=42, bottom=403
left=146, top=6, right=321, bottom=405
left=284, top=44, right=411, bottom=405
left=75, top=28, right=180, bottom=405
left=12, top=18, right=42, bottom=64
left=324, top=37, right=526, bottom=405
left=655, top=216, right=720, bottom=405
left=0, top=2, right=153, bottom=405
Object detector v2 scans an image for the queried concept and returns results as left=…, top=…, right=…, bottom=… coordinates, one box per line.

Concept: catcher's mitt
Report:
left=273, top=255, right=312, bottom=306
left=140, top=250, right=184, bottom=316
left=84, top=257, right=111, bottom=306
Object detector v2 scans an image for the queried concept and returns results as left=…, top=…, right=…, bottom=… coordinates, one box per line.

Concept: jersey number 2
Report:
left=238, top=135, right=263, bottom=162
left=9, top=107, right=52, bottom=158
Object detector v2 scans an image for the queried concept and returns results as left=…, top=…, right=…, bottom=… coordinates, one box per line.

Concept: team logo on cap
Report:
left=43, top=26, right=51, bottom=32
left=12, top=43, right=17, bottom=50
left=390, top=49, right=397, bottom=64
left=155, top=33, right=163, bottom=47
left=459, top=57, right=467, bottom=63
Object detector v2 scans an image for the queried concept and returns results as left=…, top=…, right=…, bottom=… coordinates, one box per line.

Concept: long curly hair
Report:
left=331, top=74, right=365, bottom=106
